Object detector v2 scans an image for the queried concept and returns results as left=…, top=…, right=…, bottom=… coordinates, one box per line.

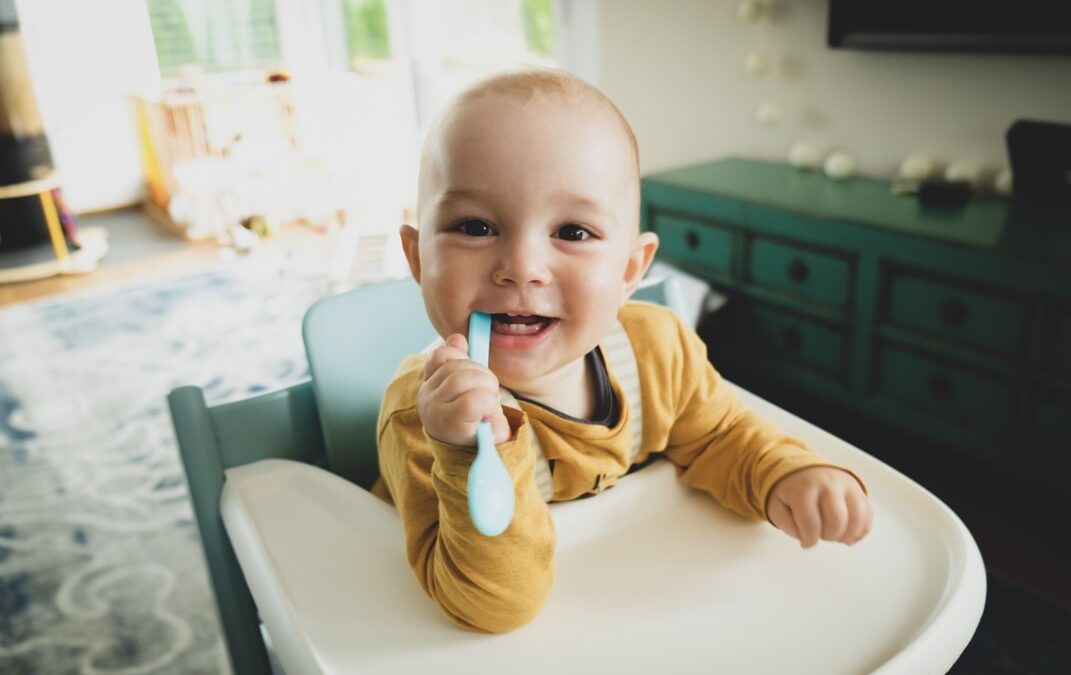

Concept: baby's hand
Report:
left=418, top=334, right=512, bottom=447
left=766, top=466, right=872, bottom=548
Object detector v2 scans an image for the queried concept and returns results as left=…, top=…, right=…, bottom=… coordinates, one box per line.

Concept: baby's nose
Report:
left=493, top=240, right=551, bottom=286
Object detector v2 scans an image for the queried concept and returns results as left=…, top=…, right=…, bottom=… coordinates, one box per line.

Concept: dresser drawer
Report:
left=874, top=345, right=1013, bottom=434
left=885, top=271, right=1028, bottom=357
left=1028, top=391, right=1070, bottom=464
left=1048, top=311, right=1071, bottom=375
left=746, top=237, right=851, bottom=309
left=651, top=212, right=733, bottom=277
left=743, top=305, right=847, bottom=378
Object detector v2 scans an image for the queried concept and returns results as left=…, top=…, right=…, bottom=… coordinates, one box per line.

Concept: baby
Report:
left=373, top=70, right=871, bottom=633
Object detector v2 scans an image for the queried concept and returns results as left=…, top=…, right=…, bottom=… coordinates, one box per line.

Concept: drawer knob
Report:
left=926, top=373, right=955, bottom=403
left=781, top=326, right=803, bottom=352
left=787, top=258, right=810, bottom=284
left=939, top=298, right=968, bottom=327
left=685, top=230, right=700, bottom=249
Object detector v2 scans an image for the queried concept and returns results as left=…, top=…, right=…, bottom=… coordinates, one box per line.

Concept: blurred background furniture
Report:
left=643, top=157, right=1071, bottom=488
left=133, top=73, right=343, bottom=243
left=0, top=2, right=105, bottom=283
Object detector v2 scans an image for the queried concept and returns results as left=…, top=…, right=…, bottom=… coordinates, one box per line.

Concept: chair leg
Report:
left=169, top=386, right=272, bottom=675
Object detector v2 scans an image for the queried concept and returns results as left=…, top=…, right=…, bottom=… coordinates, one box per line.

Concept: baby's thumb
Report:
left=489, top=408, right=512, bottom=445
left=445, top=333, right=468, bottom=352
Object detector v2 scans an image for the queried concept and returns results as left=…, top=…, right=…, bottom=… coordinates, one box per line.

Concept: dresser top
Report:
left=643, top=157, right=1071, bottom=266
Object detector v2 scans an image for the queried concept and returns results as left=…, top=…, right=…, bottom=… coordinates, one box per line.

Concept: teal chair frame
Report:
left=169, top=382, right=325, bottom=674
left=169, top=278, right=436, bottom=675
left=169, top=276, right=683, bottom=675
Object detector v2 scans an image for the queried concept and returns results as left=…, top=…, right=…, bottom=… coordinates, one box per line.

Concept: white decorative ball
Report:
left=824, top=152, right=856, bottom=180
left=899, top=154, right=936, bottom=182
left=755, top=102, right=783, bottom=128
left=737, top=0, right=764, bottom=24
left=994, top=168, right=1013, bottom=197
left=788, top=141, right=824, bottom=169
left=744, top=51, right=772, bottom=78
left=945, top=161, right=982, bottom=189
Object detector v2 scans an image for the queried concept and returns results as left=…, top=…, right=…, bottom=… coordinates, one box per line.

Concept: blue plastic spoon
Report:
left=467, top=312, right=515, bottom=536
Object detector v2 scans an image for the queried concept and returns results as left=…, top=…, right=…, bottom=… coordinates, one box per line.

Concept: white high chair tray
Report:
left=221, top=386, right=985, bottom=675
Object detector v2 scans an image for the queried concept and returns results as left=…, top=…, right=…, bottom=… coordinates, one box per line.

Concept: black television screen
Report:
left=828, top=1, right=1071, bottom=53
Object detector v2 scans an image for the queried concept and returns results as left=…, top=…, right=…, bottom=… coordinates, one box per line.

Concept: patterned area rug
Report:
left=0, top=261, right=341, bottom=674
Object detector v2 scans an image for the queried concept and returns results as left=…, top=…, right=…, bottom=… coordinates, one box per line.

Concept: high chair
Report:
left=168, top=276, right=985, bottom=675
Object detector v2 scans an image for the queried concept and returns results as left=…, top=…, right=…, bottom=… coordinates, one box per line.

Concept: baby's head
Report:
left=400, top=70, right=658, bottom=395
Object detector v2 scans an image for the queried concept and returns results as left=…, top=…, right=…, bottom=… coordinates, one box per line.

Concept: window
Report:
left=339, top=0, right=556, bottom=70
left=380, top=0, right=561, bottom=131
left=147, top=0, right=282, bottom=76
left=523, top=0, right=556, bottom=58
left=343, top=0, right=391, bottom=67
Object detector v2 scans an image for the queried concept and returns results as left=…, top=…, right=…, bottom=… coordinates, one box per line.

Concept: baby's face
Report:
left=408, top=92, right=650, bottom=393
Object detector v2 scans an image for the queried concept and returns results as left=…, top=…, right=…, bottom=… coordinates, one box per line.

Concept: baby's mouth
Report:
left=491, top=313, right=556, bottom=336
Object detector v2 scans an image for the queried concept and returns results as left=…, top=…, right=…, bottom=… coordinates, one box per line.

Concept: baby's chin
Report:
left=491, top=354, right=549, bottom=380
left=490, top=354, right=587, bottom=397
left=490, top=367, right=542, bottom=395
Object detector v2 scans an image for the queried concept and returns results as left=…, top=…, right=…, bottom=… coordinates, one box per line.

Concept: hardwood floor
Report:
left=0, top=209, right=329, bottom=308
left=0, top=243, right=215, bottom=307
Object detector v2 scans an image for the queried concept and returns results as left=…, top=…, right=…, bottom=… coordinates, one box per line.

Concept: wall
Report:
left=15, top=0, right=159, bottom=213
left=597, top=0, right=1071, bottom=181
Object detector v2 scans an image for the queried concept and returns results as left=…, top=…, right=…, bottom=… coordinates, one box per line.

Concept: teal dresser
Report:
left=642, top=157, right=1071, bottom=484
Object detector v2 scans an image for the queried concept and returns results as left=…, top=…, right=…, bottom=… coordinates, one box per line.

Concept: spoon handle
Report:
left=469, top=312, right=491, bottom=367
left=467, top=312, right=515, bottom=536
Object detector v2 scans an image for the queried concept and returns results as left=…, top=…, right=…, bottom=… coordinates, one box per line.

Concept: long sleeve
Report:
left=374, top=356, right=556, bottom=633
left=629, top=306, right=856, bottom=521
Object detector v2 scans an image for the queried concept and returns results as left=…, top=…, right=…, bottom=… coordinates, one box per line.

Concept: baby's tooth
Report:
left=506, top=321, right=538, bottom=334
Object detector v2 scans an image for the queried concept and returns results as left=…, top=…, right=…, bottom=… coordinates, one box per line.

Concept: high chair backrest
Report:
left=302, top=278, right=437, bottom=488
left=632, top=271, right=690, bottom=316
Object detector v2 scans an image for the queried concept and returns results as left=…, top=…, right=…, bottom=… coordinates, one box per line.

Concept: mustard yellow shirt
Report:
left=374, top=302, right=853, bottom=633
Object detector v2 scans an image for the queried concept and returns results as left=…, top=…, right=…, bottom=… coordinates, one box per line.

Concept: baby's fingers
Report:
left=423, top=333, right=470, bottom=380
left=818, top=490, right=850, bottom=543
left=488, top=407, right=512, bottom=445
left=433, top=358, right=492, bottom=391
left=842, top=491, right=873, bottom=545
left=770, top=492, right=822, bottom=549
left=767, top=499, right=800, bottom=542
left=793, top=497, right=822, bottom=549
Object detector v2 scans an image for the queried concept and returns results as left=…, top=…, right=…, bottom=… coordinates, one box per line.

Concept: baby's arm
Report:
left=656, top=312, right=871, bottom=546
left=666, top=385, right=871, bottom=547
left=377, top=340, right=555, bottom=633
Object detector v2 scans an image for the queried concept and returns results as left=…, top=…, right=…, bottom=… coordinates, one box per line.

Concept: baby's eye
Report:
left=456, top=219, right=494, bottom=237
left=555, top=224, right=591, bottom=241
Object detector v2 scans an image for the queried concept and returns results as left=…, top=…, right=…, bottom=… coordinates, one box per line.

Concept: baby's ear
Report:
left=399, top=224, right=421, bottom=283
left=622, top=231, right=659, bottom=300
